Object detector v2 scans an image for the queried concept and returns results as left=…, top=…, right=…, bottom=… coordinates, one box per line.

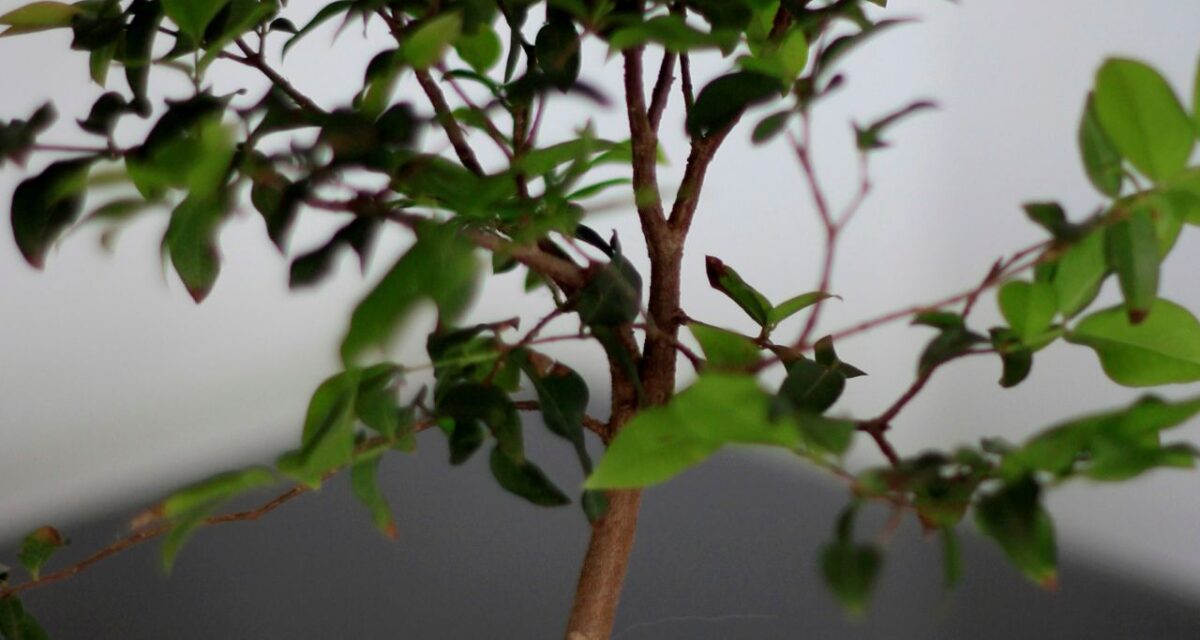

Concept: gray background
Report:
left=3, top=0, right=1200, bottom=636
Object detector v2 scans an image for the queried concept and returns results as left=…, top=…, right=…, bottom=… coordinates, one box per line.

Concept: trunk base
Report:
left=563, top=489, right=643, bottom=640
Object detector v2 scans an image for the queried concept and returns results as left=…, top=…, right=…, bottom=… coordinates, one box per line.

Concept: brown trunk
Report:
left=563, top=489, right=644, bottom=640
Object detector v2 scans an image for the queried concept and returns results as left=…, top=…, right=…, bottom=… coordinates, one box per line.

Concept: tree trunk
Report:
left=563, top=489, right=643, bottom=640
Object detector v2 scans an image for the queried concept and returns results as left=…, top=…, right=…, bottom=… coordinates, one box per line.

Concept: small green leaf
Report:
left=11, top=157, right=94, bottom=268
left=162, top=467, right=277, bottom=519
left=574, top=251, right=642, bottom=327
left=974, top=476, right=1058, bottom=588
left=854, top=100, right=936, bottom=151
left=608, top=15, right=736, bottom=53
left=351, top=455, right=397, bottom=538
left=820, top=506, right=883, bottom=615
left=455, top=25, right=501, bottom=73
left=1068, top=299, right=1200, bottom=386
left=587, top=374, right=798, bottom=489
left=768, top=291, right=835, bottom=328
left=688, top=323, right=760, bottom=370
left=17, top=526, right=66, bottom=580
left=1104, top=208, right=1160, bottom=323
left=990, top=328, right=1034, bottom=388
left=282, top=0, right=353, bottom=56
left=0, top=1, right=80, bottom=32
left=341, top=222, right=478, bottom=364
left=752, top=110, right=790, bottom=144
left=1052, top=229, right=1108, bottom=318
left=775, top=357, right=845, bottom=414
left=582, top=490, right=609, bottom=523
left=519, top=355, right=593, bottom=473
left=404, top=12, right=462, bottom=70
left=1078, top=92, right=1124, bottom=197
left=705, top=256, right=772, bottom=326
left=489, top=446, right=571, bottom=507
left=1093, top=58, right=1194, bottom=182
left=997, top=280, right=1057, bottom=342
left=534, top=17, right=580, bottom=90
left=437, top=382, right=523, bottom=460
left=277, top=372, right=360, bottom=486
left=686, top=71, right=781, bottom=138
left=162, top=0, right=229, bottom=40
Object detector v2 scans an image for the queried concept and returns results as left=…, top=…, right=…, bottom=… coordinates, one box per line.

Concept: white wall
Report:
left=2, top=0, right=1199, bottom=596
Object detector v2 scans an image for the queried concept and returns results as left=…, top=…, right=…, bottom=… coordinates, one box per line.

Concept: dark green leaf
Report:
left=686, top=71, right=781, bottom=138
left=854, top=100, right=936, bottom=151
left=289, top=218, right=380, bottom=289
left=752, top=110, right=791, bottom=144
left=534, top=17, right=580, bottom=90
left=775, top=357, right=845, bottom=414
left=489, top=446, right=571, bottom=507
left=581, top=489, right=609, bottom=523
left=820, top=506, right=882, bottom=616
left=11, top=156, right=94, bottom=268
left=282, top=0, right=353, bottom=56
left=1093, top=58, right=1194, bottom=182
left=0, top=595, right=49, bottom=640
left=77, top=92, right=130, bottom=136
left=437, top=382, right=522, bottom=460
left=574, top=252, right=642, bottom=327
left=705, top=255, right=772, bottom=326
left=974, top=476, right=1058, bottom=588
left=0, top=103, right=54, bottom=166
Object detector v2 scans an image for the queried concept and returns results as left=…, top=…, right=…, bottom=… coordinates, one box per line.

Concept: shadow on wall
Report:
left=4, top=434, right=1198, bottom=640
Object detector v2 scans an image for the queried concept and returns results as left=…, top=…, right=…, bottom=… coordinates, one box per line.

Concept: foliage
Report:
left=3, top=0, right=1200, bottom=636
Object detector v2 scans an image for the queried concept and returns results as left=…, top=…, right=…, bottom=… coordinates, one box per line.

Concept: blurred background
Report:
left=3, top=0, right=1200, bottom=636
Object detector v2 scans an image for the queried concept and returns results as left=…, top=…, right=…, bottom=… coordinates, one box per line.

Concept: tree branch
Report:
left=647, top=51, right=676, bottom=131
left=232, top=39, right=325, bottom=116
left=414, top=69, right=486, bottom=176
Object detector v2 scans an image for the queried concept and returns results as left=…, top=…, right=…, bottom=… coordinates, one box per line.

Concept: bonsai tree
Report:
left=3, top=1, right=1200, bottom=638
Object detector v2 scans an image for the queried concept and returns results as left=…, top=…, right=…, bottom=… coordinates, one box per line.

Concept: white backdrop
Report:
left=2, top=0, right=1200, bottom=596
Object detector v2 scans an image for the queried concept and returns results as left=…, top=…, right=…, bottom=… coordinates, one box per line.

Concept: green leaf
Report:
left=990, top=328, right=1034, bottom=388
left=11, top=157, right=94, bottom=268
left=162, top=0, right=229, bottom=40
left=608, top=15, right=736, bottom=53
left=277, top=371, right=360, bottom=486
left=404, top=12, right=462, bottom=70
left=289, top=218, right=379, bottom=289
left=0, top=103, right=54, bottom=166
left=455, top=25, right=501, bottom=73
left=688, top=323, right=760, bottom=370
left=162, top=467, right=277, bottom=519
left=354, top=363, right=404, bottom=439
left=341, top=222, right=478, bottom=364
left=519, top=355, right=593, bottom=474
left=752, top=110, right=790, bottom=144
left=0, top=595, right=49, bottom=640
left=77, top=92, right=131, bottom=137
left=489, top=446, right=571, bottom=507
left=1093, top=58, right=1194, bottom=182
left=705, top=256, right=772, bottom=326
left=915, top=317, right=987, bottom=375
left=686, top=71, right=781, bottom=138
left=854, top=100, right=936, bottom=151
left=581, top=490, right=609, bottom=523
left=974, top=477, right=1058, bottom=588
left=997, top=280, right=1057, bottom=342
left=587, top=374, right=799, bottom=489
left=775, top=357, right=845, bottom=414
left=437, top=382, right=523, bottom=461
left=768, top=291, right=835, bottom=328
left=1078, top=92, right=1124, bottom=197
left=17, top=526, right=66, bottom=580
left=0, top=1, right=80, bottom=33
left=1069, top=299, right=1200, bottom=386
left=351, top=455, right=397, bottom=538
left=535, top=17, right=581, bottom=90
left=1105, top=208, right=1159, bottom=323
left=574, top=251, right=642, bottom=327
left=164, top=194, right=226, bottom=303
left=820, top=507, right=883, bottom=616
left=282, top=0, right=353, bottom=56
left=1052, top=229, right=1108, bottom=318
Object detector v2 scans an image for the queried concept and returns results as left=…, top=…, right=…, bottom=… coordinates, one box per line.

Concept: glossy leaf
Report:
left=342, top=223, right=478, bottom=364
left=489, top=446, right=571, bottom=507
left=705, top=256, right=772, bottom=326
left=1093, top=58, right=1194, bottom=182
left=1069, top=300, right=1200, bottom=386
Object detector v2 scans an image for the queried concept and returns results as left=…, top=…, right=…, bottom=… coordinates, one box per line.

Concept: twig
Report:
left=647, top=50, right=676, bottom=131
left=232, top=39, right=324, bottom=116
left=414, top=68, right=486, bottom=176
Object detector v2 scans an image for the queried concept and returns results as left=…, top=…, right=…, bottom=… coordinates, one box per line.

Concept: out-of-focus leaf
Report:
left=1068, top=299, right=1200, bottom=386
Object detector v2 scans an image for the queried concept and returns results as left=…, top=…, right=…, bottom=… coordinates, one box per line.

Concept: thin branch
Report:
left=439, top=65, right=513, bottom=160
left=679, top=53, right=694, bottom=114
left=622, top=47, right=668, bottom=238
left=647, top=51, right=676, bottom=132
left=386, top=212, right=586, bottom=290
left=514, top=400, right=607, bottom=437
left=232, top=39, right=324, bottom=116
left=414, top=69, right=486, bottom=176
